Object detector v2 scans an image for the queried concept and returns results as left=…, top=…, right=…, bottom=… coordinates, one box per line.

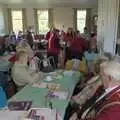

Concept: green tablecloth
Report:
left=9, top=71, right=81, bottom=118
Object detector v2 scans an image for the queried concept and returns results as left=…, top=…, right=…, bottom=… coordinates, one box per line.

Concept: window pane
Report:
left=37, top=10, right=49, bottom=34
left=12, top=20, right=23, bottom=32
left=37, top=10, right=48, bottom=20
left=77, top=10, right=86, bottom=33
left=12, top=10, right=23, bottom=19
left=38, top=20, right=49, bottom=34
left=11, top=10, right=23, bottom=33
left=0, top=9, right=5, bottom=35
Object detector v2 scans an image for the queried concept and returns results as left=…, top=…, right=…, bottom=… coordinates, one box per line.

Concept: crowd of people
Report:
left=45, top=27, right=97, bottom=68
left=65, top=60, right=120, bottom=120
left=1, top=26, right=120, bottom=120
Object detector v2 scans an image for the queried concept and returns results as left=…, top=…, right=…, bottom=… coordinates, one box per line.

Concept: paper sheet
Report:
left=0, top=110, right=25, bottom=120
left=32, top=82, right=47, bottom=88
left=32, top=82, right=60, bottom=89
left=47, top=90, right=70, bottom=100
left=26, top=108, right=56, bottom=120
left=53, top=91, right=69, bottom=100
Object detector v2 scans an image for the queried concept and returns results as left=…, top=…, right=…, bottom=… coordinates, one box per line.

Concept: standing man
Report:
left=81, top=27, right=90, bottom=41
left=26, top=26, right=35, bottom=48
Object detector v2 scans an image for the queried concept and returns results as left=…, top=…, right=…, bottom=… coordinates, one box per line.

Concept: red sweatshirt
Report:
left=71, top=37, right=85, bottom=53
left=64, top=33, right=74, bottom=46
left=47, top=33, right=60, bottom=55
left=45, top=31, right=52, bottom=41
left=8, top=54, right=16, bottom=63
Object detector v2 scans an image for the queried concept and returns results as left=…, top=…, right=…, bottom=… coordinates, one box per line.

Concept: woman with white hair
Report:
left=94, top=61, right=120, bottom=120
left=65, top=60, right=108, bottom=120
left=12, top=50, right=40, bottom=90
left=16, top=39, right=34, bottom=59
left=69, top=61, right=120, bottom=120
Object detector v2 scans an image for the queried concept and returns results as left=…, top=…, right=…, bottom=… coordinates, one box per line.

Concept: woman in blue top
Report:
left=0, top=87, right=7, bottom=108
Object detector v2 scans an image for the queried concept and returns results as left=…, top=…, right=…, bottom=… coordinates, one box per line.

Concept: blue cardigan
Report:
left=0, top=87, right=7, bottom=108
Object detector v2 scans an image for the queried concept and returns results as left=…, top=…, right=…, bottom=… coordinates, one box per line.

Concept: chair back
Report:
left=40, top=56, right=55, bottom=73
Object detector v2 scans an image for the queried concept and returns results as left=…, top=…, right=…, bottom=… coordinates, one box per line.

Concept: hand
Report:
left=38, top=72, right=44, bottom=79
left=69, top=113, right=78, bottom=120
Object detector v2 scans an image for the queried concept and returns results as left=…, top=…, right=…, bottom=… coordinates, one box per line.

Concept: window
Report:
left=0, top=9, right=5, bottom=35
left=11, top=10, right=23, bottom=33
left=77, top=10, right=86, bottom=33
left=37, top=10, right=49, bottom=34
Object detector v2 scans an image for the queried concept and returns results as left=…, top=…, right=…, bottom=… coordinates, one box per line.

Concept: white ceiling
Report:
left=0, top=0, right=97, bottom=7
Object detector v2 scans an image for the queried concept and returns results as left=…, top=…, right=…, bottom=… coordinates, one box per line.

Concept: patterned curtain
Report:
left=97, top=0, right=119, bottom=54
left=48, top=8, right=54, bottom=28
left=22, top=8, right=27, bottom=33
left=73, top=8, right=77, bottom=31
left=7, top=8, right=12, bottom=33
left=117, top=3, right=120, bottom=38
left=86, top=8, right=92, bottom=33
left=33, top=8, right=38, bottom=33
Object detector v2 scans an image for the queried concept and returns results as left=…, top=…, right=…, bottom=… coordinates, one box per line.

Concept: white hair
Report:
left=113, top=55, right=120, bottom=64
left=99, top=52, right=113, bottom=61
left=100, top=61, right=108, bottom=68
left=103, top=61, right=120, bottom=81
left=104, top=52, right=113, bottom=60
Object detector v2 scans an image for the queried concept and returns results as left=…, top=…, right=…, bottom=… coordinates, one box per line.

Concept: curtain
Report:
left=97, top=0, right=119, bottom=54
left=22, top=8, right=27, bottom=33
left=48, top=8, right=54, bottom=28
left=73, top=8, right=77, bottom=31
left=34, top=8, right=38, bottom=33
left=117, top=3, right=120, bottom=38
left=86, top=8, right=92, bottom=33
left=7, top=8, right=12, bottom=33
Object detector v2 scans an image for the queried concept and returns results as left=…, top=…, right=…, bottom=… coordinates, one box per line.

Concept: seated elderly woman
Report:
left=16, top=40, right=34, bottom=59
left=65, top=54, right=87, bottom=73
left=12, top=50, right=40, bottom=90
left=64, top=56, right=109, bottom=120
left=69, top=61, right=120, bottom=120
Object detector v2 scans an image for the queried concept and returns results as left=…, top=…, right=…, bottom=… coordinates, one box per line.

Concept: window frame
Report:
left=36, top=9, right=49, bottom=34
left=11, top=9, right=24, bottom=33
left=76, top=9, right=87, bottom=33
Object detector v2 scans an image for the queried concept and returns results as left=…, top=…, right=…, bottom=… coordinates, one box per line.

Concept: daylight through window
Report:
left=77, top=10, right=86, bottom=33
left=37, top=10, right=49, bottom=34
left=11, top=10, right=23, bottom=33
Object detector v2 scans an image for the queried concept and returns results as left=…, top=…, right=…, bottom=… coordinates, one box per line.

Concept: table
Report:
left=9, top=70, right=81, bottom=118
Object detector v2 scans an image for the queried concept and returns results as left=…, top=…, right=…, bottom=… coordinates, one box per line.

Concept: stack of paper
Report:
left=32, top=82, right=60, bottom=90
left=0, top=110, right=25, bottom=120
left=8, top=101, right=32, bottom=111
left=47, top=91, right=70, bottom=100
left=26, top=108, right=57, bottom=120
left=32, top=82, right=47, bottom=88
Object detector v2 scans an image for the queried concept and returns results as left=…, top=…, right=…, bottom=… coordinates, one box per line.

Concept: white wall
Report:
left=53, top=8, right=74, bottom=31
left=97, top=0, right=119, bottom=55
left=0, top=4, right=6, bottom=35
left=26, top=8, right=35, bottom=27
left=5, top=5, right=75, bottom=32
left=4, top=4, right=97, bottom=33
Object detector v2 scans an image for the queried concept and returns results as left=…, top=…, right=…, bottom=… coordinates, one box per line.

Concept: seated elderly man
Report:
left=12, top=50, right=40, bottom=90
left=69, top=61, right=120, bottom=120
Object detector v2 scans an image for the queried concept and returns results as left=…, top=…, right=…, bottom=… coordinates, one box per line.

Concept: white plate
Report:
left=45, top=76, right=53, bottom=82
